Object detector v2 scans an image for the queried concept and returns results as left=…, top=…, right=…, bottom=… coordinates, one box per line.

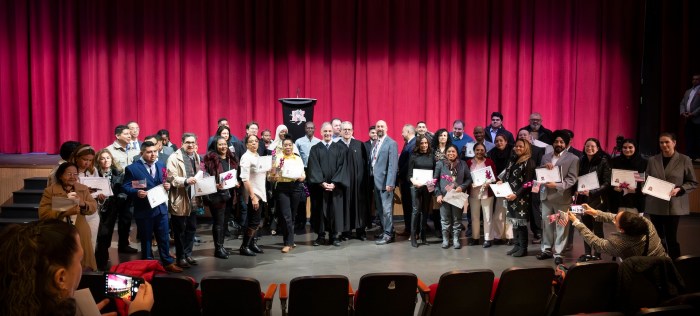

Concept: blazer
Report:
left=123, top=159, right=169, bottom=219
left=371, top=136, right=398, bottom=189
left=398, top=137, right=416, bottom=181
left=540, top=151, right=580, bottom=204
left=484, top=125, right=515, bottom=145
left=680, top=86, right=700, bottom=124
left=645, top=152, right=698, bottom=216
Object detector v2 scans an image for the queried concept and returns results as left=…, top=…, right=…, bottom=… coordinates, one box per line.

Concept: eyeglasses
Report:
left=184, top=141, right=196, bottom=145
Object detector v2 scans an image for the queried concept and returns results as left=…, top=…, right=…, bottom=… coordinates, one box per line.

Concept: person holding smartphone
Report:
left=0, top=220, right=154, bottom=316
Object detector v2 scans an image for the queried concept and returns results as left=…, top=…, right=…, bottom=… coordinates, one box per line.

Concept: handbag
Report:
left=203, top=188, right=232, bottom=208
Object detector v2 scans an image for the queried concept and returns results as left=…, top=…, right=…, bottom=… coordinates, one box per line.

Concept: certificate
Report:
left=443, top=190, right=469, bottom=208
left=257, top=156, right=273, bottom=172
left=463, top=142, right=476, bottom=158
left=642, top=176, right=675, bottom=201
left=281, top=164, right=304, bottom=179
left=577, top=172, right=600, bottom=191
left=490, top=183, right=514, bottom=198
left=535, top=167, right=562, bottom=183
left=194, top=176, right=217, bottom=197
left=412, top=169, right=434, bottom=184
left=220, top=169, right=238, bottom=190
left=52, top=197, right=78, bottom=212
left=471, top=166, right=496, bottom=186
left=611, top=169, right=637, bottom=189
left=147, top=185, right=168, bottom=208
left=80, top=177, right=113, bottom=197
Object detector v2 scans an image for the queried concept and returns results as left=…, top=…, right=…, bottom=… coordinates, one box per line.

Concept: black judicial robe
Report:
left=341, top=139, right=370, bottom=231
left=307, top=141, right=349, bottom=234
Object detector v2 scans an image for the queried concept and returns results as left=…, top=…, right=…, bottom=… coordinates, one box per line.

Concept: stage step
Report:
left=0, top=203, right=39, bottom=219
left=24, top=177, right=48, bottom=190
left=0, top=217, right=36, bottom=229
left=12, top=189, right=44, bottom=204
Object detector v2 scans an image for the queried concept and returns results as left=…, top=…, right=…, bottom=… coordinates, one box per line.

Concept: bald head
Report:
left=473, top=126, right=485, bottom=142
left=376, top=120, right=388, bottom=138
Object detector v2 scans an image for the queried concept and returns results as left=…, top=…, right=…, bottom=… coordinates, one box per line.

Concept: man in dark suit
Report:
left=397, top=124, right=416, bottom=236
left=485, top=112, right=515, bottom=145
left=519, top=113, right=553, bottom=145
left=123, top=141, right=182, bottom=273
left=127, top=121, right=143, bottom=151
left=680, top=73, right=700, bottom=161
left=372, top=120, right=399, bottom=245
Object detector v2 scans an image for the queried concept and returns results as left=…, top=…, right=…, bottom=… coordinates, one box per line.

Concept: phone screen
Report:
left=104, top=273, right=143, bottom=301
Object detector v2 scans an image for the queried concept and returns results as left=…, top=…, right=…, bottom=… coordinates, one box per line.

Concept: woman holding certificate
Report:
left=610, top=139, right=647, bottom=214
left=408, top=135, right=435, bottom=247
left=488, top=133, right=515, bottom=246
left=645, top=132, right=698, bottom=259
left=239, top=134, right=267, bottom=257
left=466, top=143, right=497, bottom=247
left=575, top=138, right=612, bottom=261
left=430, top=129, right=452, bottom=237
left=433, top=144, right=472, bottom=249
left=68, top=145, right=101, bottom=255
left=38, top=162, right=98, bottom=271
left=270, top=137, right=305, bottom=253
left=203, top=136, right=240, bottom=259
left=500, top=139, right=535, bottom=257
left=94, top=149, right=127, bottom=270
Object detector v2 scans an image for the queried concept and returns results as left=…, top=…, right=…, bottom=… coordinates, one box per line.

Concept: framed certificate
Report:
left=220, top=169, right=238, bottom=190
left=471, top=166, right=496, bottom=186
left=194, top=176, right=217, bottom=197
left=535, top=167, right=562, bottom=183
left=412, top=169, right=434, bottom=184
left=642, top=176, right=675, bottom=201
left=147, top=185, right=168, bottom=208
left=80, top=177, right=113, bottom=197
left=611, top=169, right=637, bottom=189
left=577, top=172, right=600, bottom=191
left=490, top=183, right=514, bottom=198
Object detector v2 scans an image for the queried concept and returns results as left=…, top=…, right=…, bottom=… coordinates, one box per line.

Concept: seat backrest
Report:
left=201, top=276, right=262, bottom=316
left=551, top=261, right=619, bottom=315
left=151, top=274, right=201, bottom=316
left=429, top=269, right=493, bottom=316
left=490, top=267, right=554, bottom=316
left=354, top=272, right=417, bottom=316
left=636, top=304, right=697, bottom=315
left=288, top=275, right=349, bottom=316
left=675, top=255, right=700, bottom=293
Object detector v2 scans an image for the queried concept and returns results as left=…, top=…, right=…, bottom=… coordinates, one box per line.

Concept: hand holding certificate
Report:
left=412, top=169, right=434, bottom=184
left=471, top=166, right=496, bottom=186
left=281, top=163, right=304, bottom=179
left=490, top=183, right=514, bottom=198
left=52, top=197, right=79, bottom=212
left=220, top=169, right=238, bottom=189
left=81, top=177, right=113, bottom=197
left=535, top=167, right=562, bottom=183
left=147, top=185, right=169, bottom=208
left=443, top=190, right=469, bottom=208
left=642, top=176, right=675, bottom=201
left=611, top=169, right=637, bottom=189
left=577, top=172, right=600, bottom=191
left=257, top=156, right=273, bottom=172
left=194, top=176, right=217, bottom=197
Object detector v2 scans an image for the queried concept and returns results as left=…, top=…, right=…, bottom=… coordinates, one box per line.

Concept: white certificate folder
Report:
left=642, top=176, right=675, bottom=201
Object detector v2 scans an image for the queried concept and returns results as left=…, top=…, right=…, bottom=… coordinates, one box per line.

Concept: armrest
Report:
left=417, top=278, right=430, bottom=299
left=279, top=283, right=288, bottom=315
left=264, top=283, right=278, bottom=301
left=348, top=283, right=354, bottom=297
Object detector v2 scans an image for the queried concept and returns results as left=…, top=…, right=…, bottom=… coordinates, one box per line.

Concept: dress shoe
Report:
left=482, top=241, right=492, bottom=248
left=118, top=246, right=138, bottom=254
left=185, top=256, right=198, bottom=265
left=313, top=237, right=325, bottom=246
left=332, top=239, right=342, bottom=247
left=536, top=252, right=553, bottom=260
left=281, top=246, right=291, bottom=253
left=375, top=236, right=392, bottom=245
left=164, top=263, right=183, bottom=273
left=214, top=249, right=229, bottom=259
left=554, top=257, right=564, bottom=265
left=176, top=259, right=191, bottom=269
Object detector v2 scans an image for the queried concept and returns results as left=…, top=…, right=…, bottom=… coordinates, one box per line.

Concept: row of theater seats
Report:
left=79, top=255, right=700, bottom=316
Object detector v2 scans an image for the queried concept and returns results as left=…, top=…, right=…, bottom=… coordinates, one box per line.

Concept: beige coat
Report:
left=38, top=183, right=97, bottom=271
left=166, top=149, right=201, bottom=216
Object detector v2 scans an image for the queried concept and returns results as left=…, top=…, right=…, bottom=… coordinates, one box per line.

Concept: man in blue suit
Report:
left=371, top=120, right=399, bottom=245
left=123, top=141, right=182, bottom=273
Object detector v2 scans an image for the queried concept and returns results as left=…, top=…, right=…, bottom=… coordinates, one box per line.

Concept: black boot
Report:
left=239, top=233, right=256, bottom=256
left=411, top=211, right=420, bottom=248
left=506, top=228, right=521, bottom=255
left=213, top=222, right=228, bottom=259
left=248, top=228, right=264, bottom=254
left=512, top=227, right=528, bottom=257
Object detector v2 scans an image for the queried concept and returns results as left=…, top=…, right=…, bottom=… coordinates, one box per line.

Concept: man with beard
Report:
left=462, top=126, right=495, bottom=159
left=397, top=124, right=416, bottom=236
left=307, top=122, right=349, bottom=246
left=372, top=120, right=399, bottom=245
left=338, top=121, right=370, bottom=240
left=536, top=130, right=579, bottom=265
left=519, top=113, right=553, bottom=145
left=415, top=121, right=433, bottom=143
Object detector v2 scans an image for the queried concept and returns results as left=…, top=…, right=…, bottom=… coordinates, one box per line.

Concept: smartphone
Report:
left=104, top=272, right=144, bottom=301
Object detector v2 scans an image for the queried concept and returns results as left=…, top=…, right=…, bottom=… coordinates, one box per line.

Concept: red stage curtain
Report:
left=0, top=0, right=645, bottom=153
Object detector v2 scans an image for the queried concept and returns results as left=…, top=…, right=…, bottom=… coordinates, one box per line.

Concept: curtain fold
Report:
left=0, top=0, right=649, bottom=153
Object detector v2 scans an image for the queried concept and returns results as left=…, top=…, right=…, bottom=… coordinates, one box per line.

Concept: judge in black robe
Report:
left=338, top=126, right=370, bottom=239
left=307, top=136, right=349, bottom=246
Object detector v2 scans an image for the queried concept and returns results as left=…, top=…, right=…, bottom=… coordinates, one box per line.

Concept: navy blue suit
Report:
left=398, top=137, right=416, bottom=232
left=123, top=159, right=174, bottom=266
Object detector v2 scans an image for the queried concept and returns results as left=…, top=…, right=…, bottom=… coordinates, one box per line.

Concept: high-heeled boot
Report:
left=239, top=233, right=256, bottom=256
left=248, top=228, right=264, bottom=254
left=506, top=228, right=521, bottom=255
left=214, top=224, right=228, bottom=259
left=411, top=212, right=420, bottom=248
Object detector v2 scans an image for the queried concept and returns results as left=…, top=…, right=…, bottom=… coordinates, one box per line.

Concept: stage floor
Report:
left=106, top=217, right=700, bottom=315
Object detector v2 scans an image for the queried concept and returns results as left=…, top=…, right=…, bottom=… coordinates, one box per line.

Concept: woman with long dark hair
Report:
left=408, top=134, right=435, bottom=247
left=93, top=149, right=127, bottom=270
left=576, top=137, right=612, bottom=261
left=203, top=136, right=240, bottom=259
left=433, top=144, right=472, bottom=249
left=430, top=128, right=452, bottom=237
left=500, top=139, right=535, bottom=257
